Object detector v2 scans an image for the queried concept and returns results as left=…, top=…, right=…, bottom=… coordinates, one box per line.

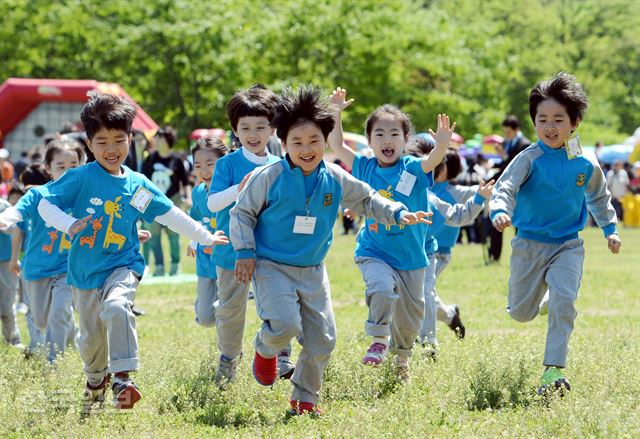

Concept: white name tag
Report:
left=396, top=170, right=417, bottom=196
left=293, top=216, right=317, bottom=234
left=566, top=134, right=583, bottom=160
left=129, top=186, right=154, bottom=213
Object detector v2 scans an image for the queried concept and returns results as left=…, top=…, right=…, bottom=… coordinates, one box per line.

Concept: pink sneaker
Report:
left=362, top=342, right=389, bottom=366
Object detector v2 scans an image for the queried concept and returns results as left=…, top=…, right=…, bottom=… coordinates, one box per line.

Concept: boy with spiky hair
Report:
left=490, top=72, right=621, bottom=395
left=230, top=85, right=431, bottom=415
left=38, top=92, right=228, bottom=412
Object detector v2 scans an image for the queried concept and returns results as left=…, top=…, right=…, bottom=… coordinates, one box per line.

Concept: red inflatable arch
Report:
left=0, top=78, right=158, bottom=153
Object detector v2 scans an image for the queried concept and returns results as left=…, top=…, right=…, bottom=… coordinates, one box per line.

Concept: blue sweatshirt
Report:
left=42, top=162, right=174, bottom=289
left=352, top=154, right=433, bottom=270
left=209, top=148, right=279, bottom=270
left=490, top=141, right=617, bottom=243
left=189, top=183, right=217, bottom=279
left=230, top=158, right=406, bottom=267
left=431, top=182, right=484, bottom=254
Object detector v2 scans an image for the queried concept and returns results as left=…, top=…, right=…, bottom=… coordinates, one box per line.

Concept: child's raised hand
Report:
left=211, top=230, right=229, bottom=246
left=239, top=172, right=253, bottom=193
left=401, top=210, right=433, bottom=225
left=607, top=233, right=621, bottom=254
left=68, top=215, right=92, bottom=238
left=492, top=213, right=511, bottom=232
left=428, top=114, right=457, bottom=148
left=478, top=179, right=495, bottom=199
left=137, top=229, right=152, bottom=244
left=330, top=87, right=354, bottom=113
left=235, top=258, right=256, bottom=284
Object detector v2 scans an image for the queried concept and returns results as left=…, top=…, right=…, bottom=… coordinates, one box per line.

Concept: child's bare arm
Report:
left=328, top=87, right=356, bottom=169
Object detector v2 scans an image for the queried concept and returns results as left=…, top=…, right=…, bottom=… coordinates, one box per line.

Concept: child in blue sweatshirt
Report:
left=0, top=141, right=85, bottom=362
left=407, top=137, right=493, bottom=357
left=187, top=137, right=229, bottom=328
left=206, top=85, right=295, bottom=384
left=230, top=86, right=430, bottom=415
left=328, top=88, right=453, bottom=379
left=490, top=72, right=621, bottom=395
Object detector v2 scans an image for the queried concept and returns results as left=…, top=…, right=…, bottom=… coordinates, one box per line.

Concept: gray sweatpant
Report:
left=25, top=273, right=76, bottom=361
left=0, top=261, right=20, bottom=345
left=253, top=258, right=336, bottom=405
left=195, top=277, right=217, bottom=327
left=419, top=252, right=458, bottom=344
left=356, top=256, right=425, bottom=356
left=508, top=236, right=584, bottom=368
left=215, top=267, right=251, bottom=359
left=72, top=267, right=140, bottom=381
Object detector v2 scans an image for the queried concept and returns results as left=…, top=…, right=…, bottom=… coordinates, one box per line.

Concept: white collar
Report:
left=241, top=147, right=269, bottom=165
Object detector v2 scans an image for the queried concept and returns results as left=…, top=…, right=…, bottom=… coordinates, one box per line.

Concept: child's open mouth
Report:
left=247, top=141, right=261, bottom=149
left=299, top=154, right=315, bottom=163
left=382, top=148, right=395, bottom=158
left=104, top=155, right=120, bottom=164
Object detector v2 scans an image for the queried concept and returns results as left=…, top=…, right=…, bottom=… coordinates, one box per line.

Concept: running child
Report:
left=231, top=85, right=431, bottom=414
left=207, top=85, right=294, bottom=384
left=187, top=137, right=228, bottom=327
left=328, top=87, right=454, bottom=379
left=0, top=143, right=84, bottom=362
left=407, top=137, right=493, bottom=355
left=37, top=92, right=228, bottom=412
left=490, top=72, right=620, bottom=395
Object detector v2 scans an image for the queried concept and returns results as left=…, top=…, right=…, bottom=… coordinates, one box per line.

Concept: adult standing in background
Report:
left=606, top=160, right=630, bottom=221
left=142, top=126, right=192, bottom=276
left=489, top=115, right=531, bottom=262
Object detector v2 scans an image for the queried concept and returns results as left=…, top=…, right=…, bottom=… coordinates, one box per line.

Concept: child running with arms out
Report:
left=187, top=137, right=228, bottom=327
left=207, top=85, right=295, bottom=384
left=407, top=136, right=494, bottom=356
left=328, top=87, right=454, bottom=379
left=37, top=92, right=228, bottom=412
left=230, top=85, right=430, bottom=415
left=0, top=140, right=85, bottom=362
left=490, top=72, right=621, bottom=395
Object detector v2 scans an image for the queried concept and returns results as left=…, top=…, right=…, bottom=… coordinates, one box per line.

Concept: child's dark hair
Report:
left=44, top=138, right=86, bottom=166
left=501, top=115, right=520, bottom=129
left=20, top=163, right=51, bottom=186
left=156, top=125, right=177, bottom=148
left=80, top=91, right=137, bottom=140
left=529, top=72, right=588, bottom=124
left=444, top=149, right=463, bottom=181
left=365, top=104, right=413, bottom=140
left=226, top=84, right=280, bottom=132
left=191, top=137, right=229, bottom=159
left=8, top=183, right=26, bottom=199
left=406, top=135, right=446, bottom=177
left=271, top=85, right=335, bottom=141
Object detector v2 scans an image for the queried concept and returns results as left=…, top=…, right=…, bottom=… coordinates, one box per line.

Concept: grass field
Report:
left=1, top=227, right=638, bottom=438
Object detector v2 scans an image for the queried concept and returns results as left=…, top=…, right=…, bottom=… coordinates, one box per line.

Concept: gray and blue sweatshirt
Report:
left=230, top=157, right=407, bottom=267
left=490, top=141, right=617, bottom=243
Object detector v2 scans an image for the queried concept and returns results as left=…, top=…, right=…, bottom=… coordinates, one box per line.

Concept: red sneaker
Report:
left=289, top=399, right=322, bottom=416
left=253, top=351, right=277, bottom=386
left=112, top=379, right=141, bottom=410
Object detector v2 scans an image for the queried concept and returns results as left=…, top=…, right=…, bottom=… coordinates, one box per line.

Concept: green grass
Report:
left=1, top=227, right=638, bottom=438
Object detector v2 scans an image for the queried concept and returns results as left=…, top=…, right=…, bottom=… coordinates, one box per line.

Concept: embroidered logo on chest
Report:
left=576, top=173, right=586, bottom=187
left=323, top=193, right=333, bottom=206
